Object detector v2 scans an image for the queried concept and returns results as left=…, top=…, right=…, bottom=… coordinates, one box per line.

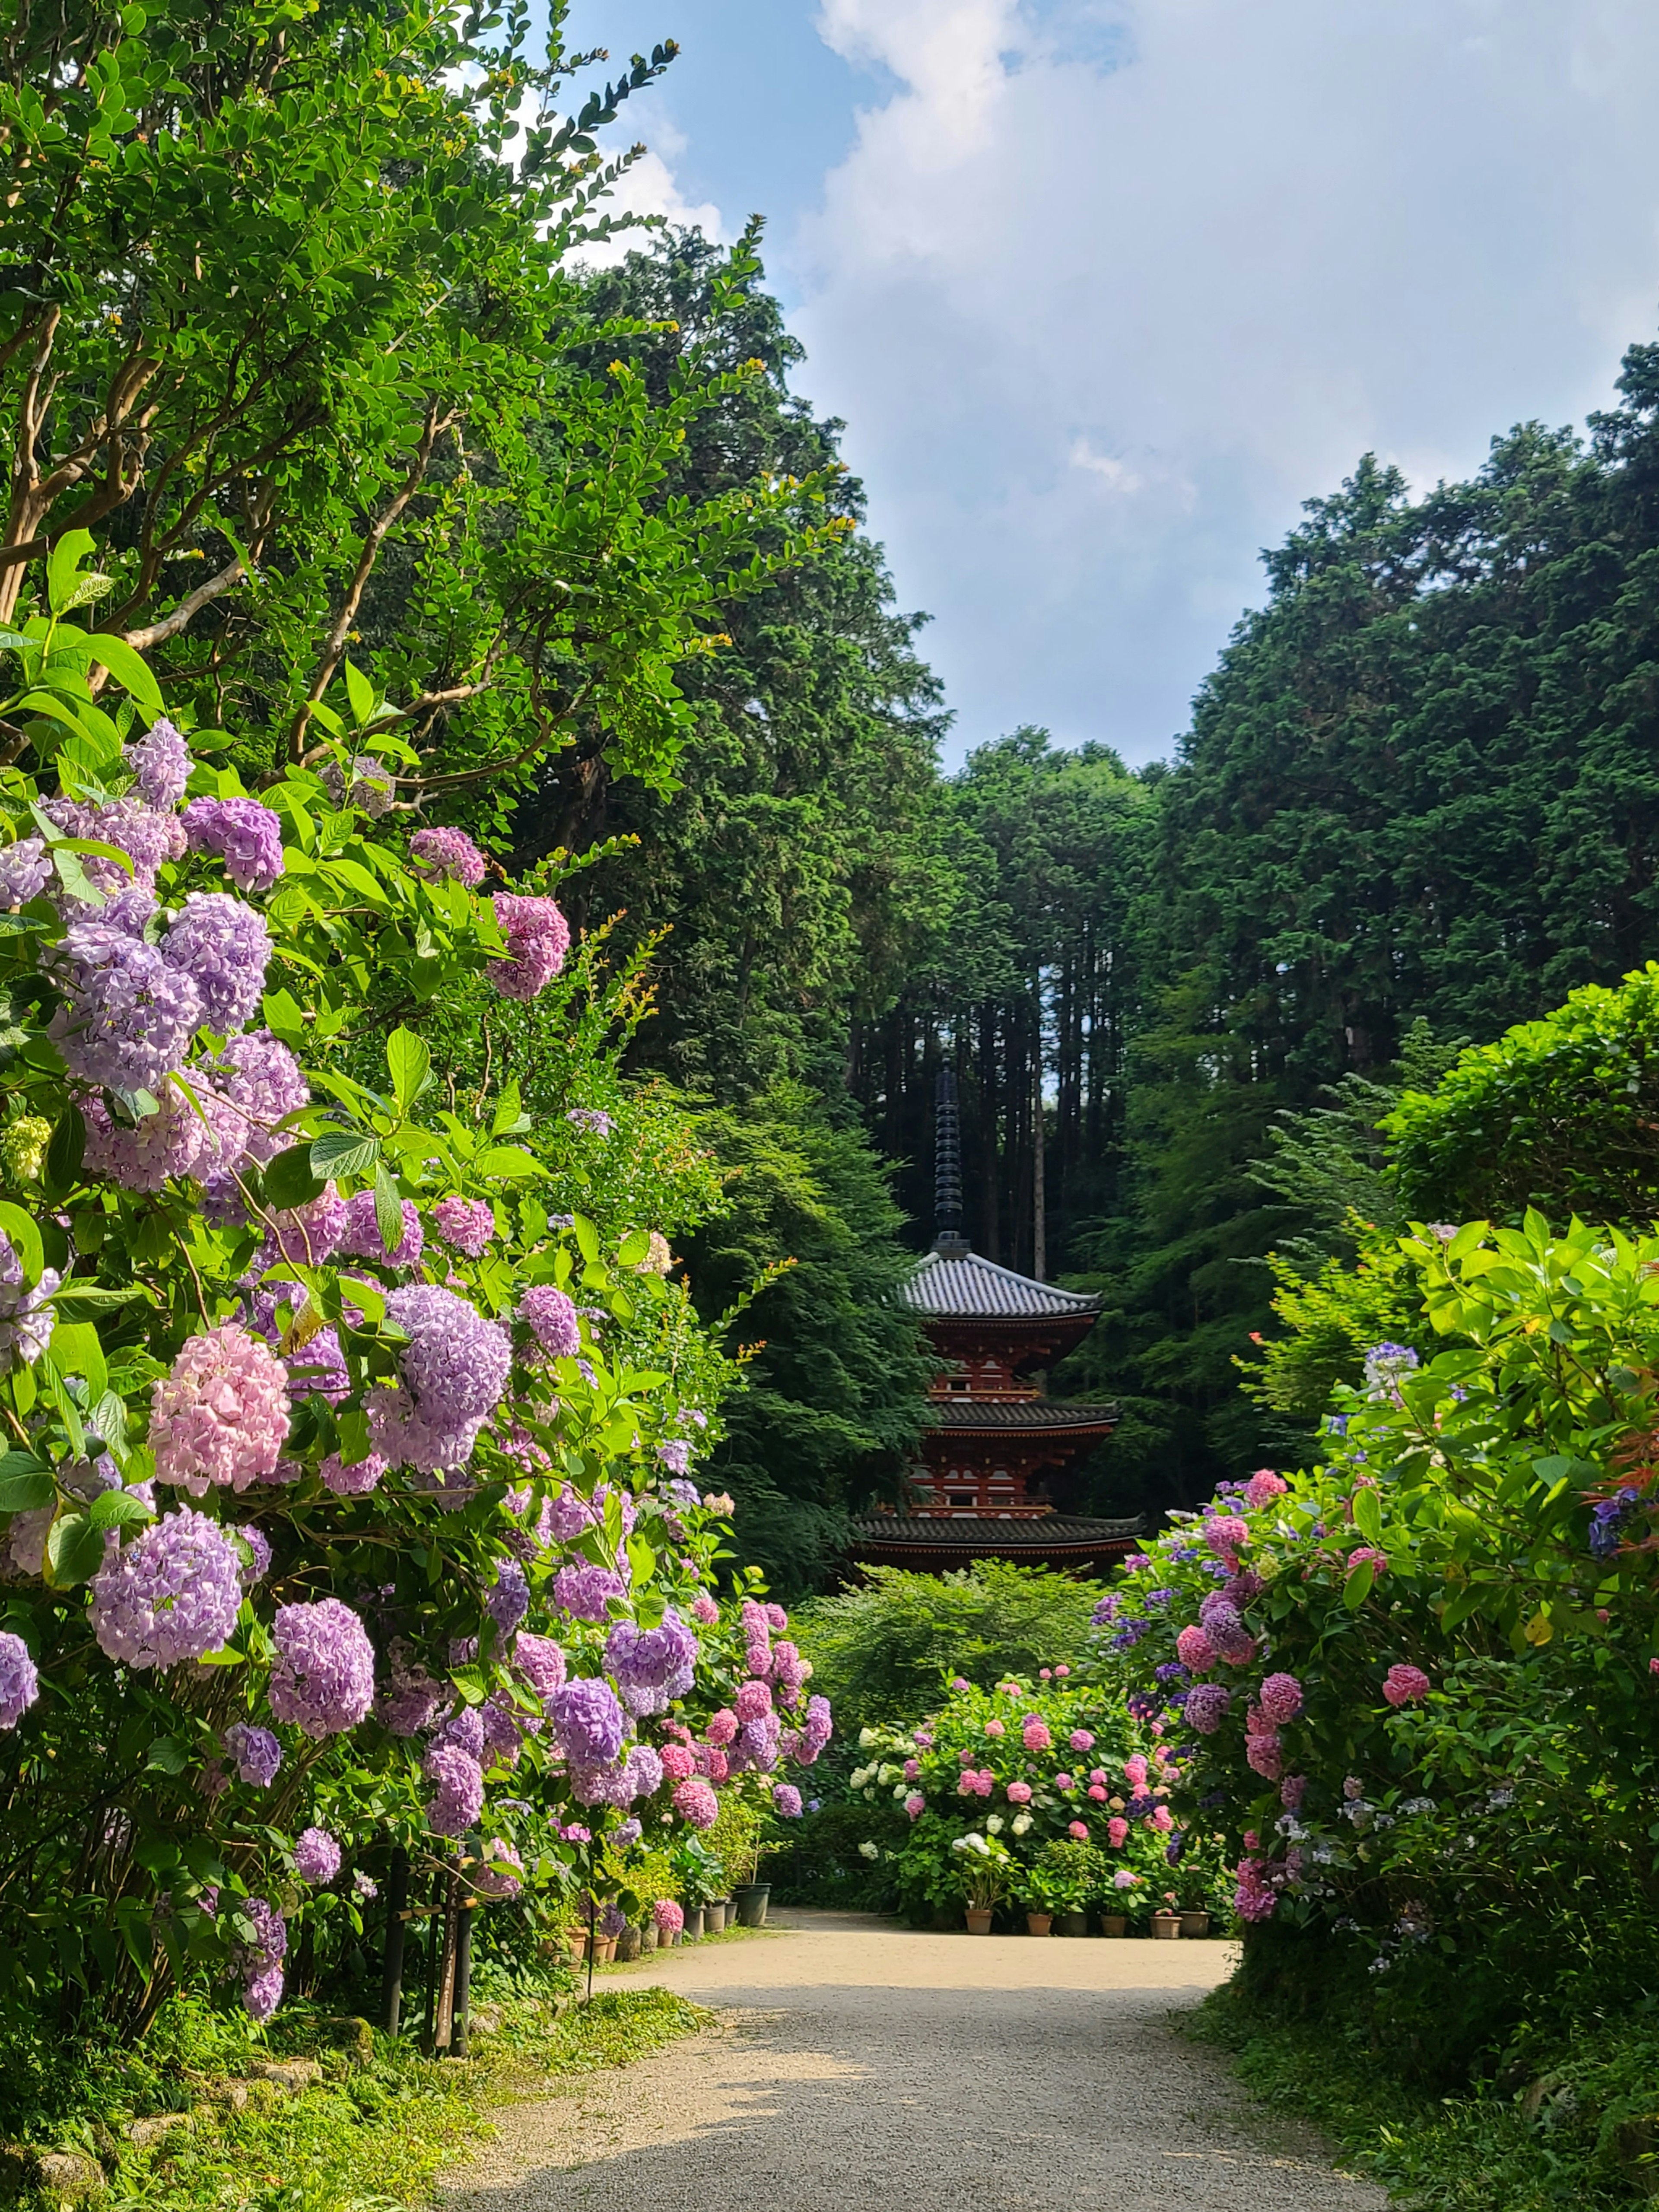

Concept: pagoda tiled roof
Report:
left=925, top=1399, right=1119, bottom=1432
left=900, top=1248, right=1102, bottom=1320
left=848, top=1512, right=1142, bottom=1551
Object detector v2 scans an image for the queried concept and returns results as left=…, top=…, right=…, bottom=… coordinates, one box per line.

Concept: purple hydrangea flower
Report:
left=161, top=893, right=272, bottom=1029
left=514, top=1632, right=566, bottom=1702
left=424, top=1742, right=484, bottom=1836
left=0, top=836, right=50, bottom=908
left=625, top=1744, right=664, bottom=1799
left=433, top=1196, right=495, bottom=1258
left=553, top=1564, right=626, bottom=1621
left=49, top=928, right=202, bottom=1093
left=90, top=1509, right=243, bottom=1669
left=182, top=797, right=285, bottom=893
left=773, top=1783, right=803, bottom=1818
left=268, top=1599, right=375, bottom=1736
left=0, top=1633, right=39, bottom=1729
left=322, top=754, right=395, bottom=817
left=248, top=1187, right=348, bottom=1274
left=293, top=1826, right=341, bottom=1885
left=566, top=1107, right=613, bottom=1136
left=0, top=1228, right=59, bottom=1368
left=606, top=1609, right=697, bottom=1718
left=320, top=1448, right=385, bottom=1495
left=441, top=1705, right=486, bottom=1762
left=1184, top=1684, right=1233, bottom=1735
left=485, top=1559, right=529, bottom=1638
left=519, top=1283, right=580, bottom=1357
left=489, top=893, right=569, bottom=999
left=44, top=795, right=186, bottom=892
left=224, top=1722, right=282, bottom=1787
left=378, top=1643, right=448, bottom=1737
left=83, top=1081, right=232, bottom=1193
left=243, top=1965, right=284, bottom=2023
left=410, top=826, right=487, bottom=887
left=235, top=1525, right=272, bottom=1585
left=365, top=1386, right=483, bottom=1477
left=384, top=1284, right=512, bottom=1425
left=340, top=1190, right=423, bottom=1271
left=127, top=717, right=192, bottom=810
left=548, top=1676, right=626, bottom=1766
left=212, top=1030, right=308, bottom=1165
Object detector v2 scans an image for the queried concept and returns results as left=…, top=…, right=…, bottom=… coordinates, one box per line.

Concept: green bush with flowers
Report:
left=0, top=544, right=835, bottom=2073
left=1100, top=1207, right=1659, bottom=2076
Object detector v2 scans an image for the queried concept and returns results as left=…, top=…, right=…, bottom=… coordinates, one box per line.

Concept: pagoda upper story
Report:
left=848, top=1069, right=1138, bottom=1572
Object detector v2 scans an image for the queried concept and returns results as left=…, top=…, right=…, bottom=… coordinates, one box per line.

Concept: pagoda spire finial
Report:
left=932, top=1065, right=970, bottom=1258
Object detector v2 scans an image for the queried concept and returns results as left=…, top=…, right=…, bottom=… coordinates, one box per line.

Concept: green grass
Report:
left=8, top=1986, right=709, bottom=2212
left=1191, top=1980, right=1659, bottom=2210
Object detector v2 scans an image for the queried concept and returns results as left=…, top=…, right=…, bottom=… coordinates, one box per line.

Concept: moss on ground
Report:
left=13, top=1987, right=709, bottom=2212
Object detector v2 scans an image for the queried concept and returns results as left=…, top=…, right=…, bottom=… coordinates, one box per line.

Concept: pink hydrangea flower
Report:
left=1005, top=1780, right=1033, bottom=1804
left=692, top=1591, right=720, bottom=1626
left=1245, top=1734, right=1283, bottom=1781
left=1087, top=1784, right=1107, bottom=1802
left=1106, top=1818, right=1129, bottom=1848
left=1054, top=1664, right=1071, bottom=1678
left=1348, top=1545, right=1388, bottom=1574
left=1151, top=1806, right=1173, bottom=1833
left=705, top=1708, right=739, bottom=1745
left=1259, top=1672, right=1304, bottom=1725
left=903, top=1758, right=920, bottom=1780
left=1055, top=1771, right=1074, bottom=1789
left=1383, top=1662, right=1431, bottom=1707
left=983, top=1718, right=1005, bottom=1737
left=151, top=1325, right=290, bottom=1494
left=1176, top=1624, right=1216, bottom=1672
left=1244, top=1468, right=1288, bottom=1510
left=1281, top=1774, right=1307, bottom=1810
left=1021, top=1717, right=1052, bottom=1751
left=1068, top=1729, right=1094, bottom=1751
left=950, top=1676, right=970, bottom=1691
left=1068, top=1820, right=1090, bottom=1840
left=1123, top=1754, right=1148, bottom=1787
left=672, top=1777, right=719, bottom=1829
left=1205, top=1513, right=1250, bottom=1562
left=905, top=1792, right=925, bottom=1820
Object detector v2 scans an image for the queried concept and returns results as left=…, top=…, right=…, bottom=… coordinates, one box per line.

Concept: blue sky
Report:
left=567, top=2, right=1659, bottom=768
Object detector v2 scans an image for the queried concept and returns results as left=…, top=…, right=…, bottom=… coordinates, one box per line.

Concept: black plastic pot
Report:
left=732, top=1883, right=770, bottom=1928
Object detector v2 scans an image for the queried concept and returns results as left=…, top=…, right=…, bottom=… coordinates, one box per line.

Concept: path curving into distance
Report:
left=442, top=1910, right=1389, bottom=2212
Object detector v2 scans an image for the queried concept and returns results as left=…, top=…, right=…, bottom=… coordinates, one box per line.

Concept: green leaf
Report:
left=385, top=1026, right=431, bottom=1112
left=50, top=1320, right=108, bottom=1398
left=373, top=1162, right=405, bottom=1257
left=491, top=1079, right=528, bottom=1136
left=89, top=640, right=164, bottom=712
left=263, top=1143, right=327, bottom=1211
left=0, top=1203, right=43, bottom=1285
left=1342, top=1559, right=1376, bottom=1610
left=473, top=1145, right=544, bottom=1180
left=45, top=1106, right=86, bottom=1196
left=52, top=1284, right=150, bottom=1316
left=310, top=1131, right=379, bottom=1181
left=44, top=1511, right=107, bottom=1587
left=1352, top=1486, right=1384, bottom=1545
left=144, top=1736, right=190, bottom=1775
left=260, top=988, right=308, bottom=1044
left=89, top=1487, right=152, bottom=1530
left=343, top=658, right=376, bottom=728
left=0, top=1456, right=55, bottom=1513
left=626, top=1532, right=658, bottom=1588
left=46, top=529, right=98, bottom=615
left=617, top=1227, right=652, bottom=1267
left=573, top=1215, right=600, bottom=1266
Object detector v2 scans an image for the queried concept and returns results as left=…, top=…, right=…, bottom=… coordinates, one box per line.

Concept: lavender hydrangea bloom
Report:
left=657, top=1439, right=691, bottom=1476
left=243, top=1966, right=284, bottom=2024
left=545, top=1484, right=596, bottom=1543
left=519, top=1284, right=579, bottom=1357
left=235, top=1896, right=288, bottom=1974
left=44, top=796, right=186, bottom=891
left=553, top=1564, right=626, bottom=1621
left=410, top=826, right=487, bottom=887
left=485, top=1559, right=529, bottom=1639
left=127, top=717, right=192, bottom=810
left=0, top=1229, right=58, bottom=1368
left=481, top=1696, right=526, bottom=1768
left=0, top=836, right=50, bottom=908
left=569, top=1757, right=638, bottom=1811
left=514, top=1632, right=566, bottom=1702
left=49, top=929, right=202, bottom=1093
left=1184, top=1684, right=1233, bottom=1735
left=83, top=1081, right=232, bottom=1194
left=182, top=797, right=285, bottom=892
left=772, top=1784, right=803, bottom=1818
left=606, top=1610, right=697, bottom=1717
left=440, top=1705, right=486, bottom=1761
left=489, top=893, right=569, bottom=999
left=293, top=1827, right=341, bottom=1884
left=213, top=1030, right=308, bottom=1164
left=625, top=1744, right=664, bottom=1799
left=424, top=1742, right=484, bottom=1836
left=0, top=1633, right=39, bottom=1729
left=160, top=893, right=272, bottom=1029
left=268, top=1598, right=375, bottom=1736
left=340, top=1190, right=423, bottom=1270
left=234, top=1525, right=272, bottom=1585
left=548, top=1676, right=626, bottom=1767
left=249, top=1189, right=348, bottom=1274
left=365, top=1386, right=483, bottom=1476
left=90, top=1509, right=243, bottom=1669
left=566, top=1107, right=613, bottom=1136
left=385, top=1284, right=511, bottom=1425
left=224, top=1722, right=282, bottom=1787
left=322, top=754, right=396, bottom=817
left=320, top=1447, right=385, bottom=1495
left=378, top=1644, right=448, bottom=1737
left=432, top=1195, right=495, bottom=1257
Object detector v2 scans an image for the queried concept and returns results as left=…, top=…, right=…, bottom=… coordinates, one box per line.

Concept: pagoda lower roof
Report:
left=848, top=1512, right=1143, bottom=1555
left=925, top=1399, right=1119, bottom=1433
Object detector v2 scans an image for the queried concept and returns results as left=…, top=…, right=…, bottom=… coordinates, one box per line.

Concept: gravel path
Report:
left=443, top=1910, right=1389, bottom=2212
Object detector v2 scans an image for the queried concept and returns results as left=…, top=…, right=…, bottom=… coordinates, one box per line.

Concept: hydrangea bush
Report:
left=1098, top=1210, right=1659, bottom=1983
left=0, top=549, right=830, bottom=2037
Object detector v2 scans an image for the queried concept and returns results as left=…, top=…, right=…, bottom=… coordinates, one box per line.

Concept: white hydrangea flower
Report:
left=1011, top=1813, right=1033, bottom=1836
left=858, top=1727, right=878, bottom=1748
left=985, top=1815, right=1004, bottom=1834
left=858, top=1841, right=879, bottom=1860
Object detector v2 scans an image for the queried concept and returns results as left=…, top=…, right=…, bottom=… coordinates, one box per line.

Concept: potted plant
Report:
left=673, top=1837, right=723, bottom=1936
left=1016, top=1866, right=1064, bottom=1937
left=1037, top=1839, right=1101, bottom=1936
left=1097, top=1868, right=1142, bottom=1936
left=951, top=1830, right=1012, bottom=1934
left=728, top=1798, right=780, bottom=1928
left=1152, top=1890, right=1182, bottom=1939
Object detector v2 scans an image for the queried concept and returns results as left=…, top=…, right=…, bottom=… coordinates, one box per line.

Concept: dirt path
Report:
left=442, top=1910, right=1389, bottom=2212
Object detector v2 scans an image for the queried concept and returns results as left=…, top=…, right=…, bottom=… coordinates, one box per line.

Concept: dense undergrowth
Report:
left=1191, top=1926, right=1659, bottom=2208
left=1, top=1983, right=708, bottom=2211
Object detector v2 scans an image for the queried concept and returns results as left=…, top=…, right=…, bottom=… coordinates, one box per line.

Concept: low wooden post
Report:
left=419, top=1864, right=444, bottom=2057
left=451, top=1897, right=475, bottom=2058
left=381, top=1846, right=409, bottom=2036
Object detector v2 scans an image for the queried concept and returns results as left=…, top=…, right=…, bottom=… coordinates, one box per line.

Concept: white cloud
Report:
left=570, top=122, right=726, bottom=270
left=787, top=0, right=1659, bottom=763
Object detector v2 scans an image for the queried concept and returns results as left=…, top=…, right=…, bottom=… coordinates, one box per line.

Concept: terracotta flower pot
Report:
left=1151, top=1912, right=1180, bottom=1940
left=965, top=1907, right=994, bottom=1936
left=1025, top=1913, right=1053, bottom=1938
left=566, top=1929, right=587, bottom=1961
left=1100, top=1913, right=1127, bottom=1937
left=1179, top=1910, right=1211, bottom=1939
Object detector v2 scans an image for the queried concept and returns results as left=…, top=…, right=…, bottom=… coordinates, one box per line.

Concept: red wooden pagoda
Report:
left=849, top=1071, right=1141, bottom=1576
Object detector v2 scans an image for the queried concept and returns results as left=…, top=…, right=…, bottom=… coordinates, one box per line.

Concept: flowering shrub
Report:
left=0, top=556, right=830, bottom=2038
left=1099, top=1210, right=1659, bottom=1991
